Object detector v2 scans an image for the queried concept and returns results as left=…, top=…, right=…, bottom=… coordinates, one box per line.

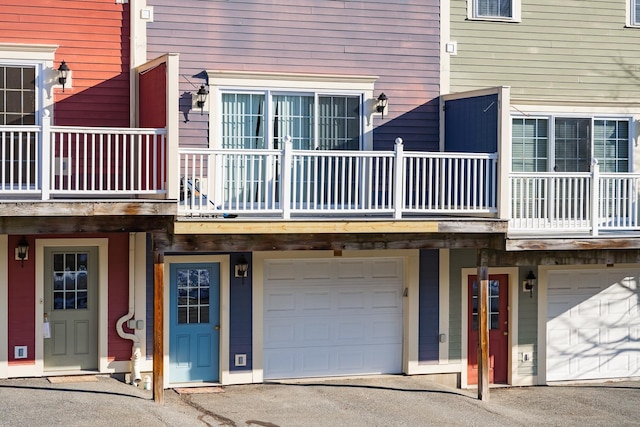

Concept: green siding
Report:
left=518, top=267, right=538, bottom=377
left=448, top=249, right=477, bottom=362
left=450, top=1, right=640, bottom=102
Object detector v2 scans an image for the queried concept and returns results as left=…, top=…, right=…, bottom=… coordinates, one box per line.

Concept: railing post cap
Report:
left=43, top=109, right=51, bottom=118
left=395, top=137, right=403, bottom=145
left=283, top=135, right=292, bottom=144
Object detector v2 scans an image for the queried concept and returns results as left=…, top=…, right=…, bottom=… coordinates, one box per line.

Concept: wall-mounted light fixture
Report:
left=376, top=93, right=388, bottom=118
left=523, top=270, right=536, bottom=298
left=235, top=255, right=249, bottom=283
left=15, top=236, right=29, bottom=267
left=57, top=60, right=70, bottom=92
left=196, top=84, right=209, bottom=115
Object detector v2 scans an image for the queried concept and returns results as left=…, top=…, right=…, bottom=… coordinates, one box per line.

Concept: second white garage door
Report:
left=263, top=258, right=404, bottom=380
left=546, top=269, right=640, bottom=381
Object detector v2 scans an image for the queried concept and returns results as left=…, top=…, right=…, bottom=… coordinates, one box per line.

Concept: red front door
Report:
left=467, top=274, right=509, bottom=385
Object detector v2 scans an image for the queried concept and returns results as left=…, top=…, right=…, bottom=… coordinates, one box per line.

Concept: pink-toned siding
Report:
left=147, top=0, right=440, bottom=150
left=0, top=0, right=130, bottom=127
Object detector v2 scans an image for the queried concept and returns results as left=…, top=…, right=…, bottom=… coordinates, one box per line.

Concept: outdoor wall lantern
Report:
left=57, top=60, right=70, bottom=92
left=524, top=270, right=536, bottom=298
left=196, top=84, right=209, bottom=115
left=376, top=93, right=388, bottom=118
left=16, top=236, right=29, bottom=267
left=235, top=255, right=249, bottom=282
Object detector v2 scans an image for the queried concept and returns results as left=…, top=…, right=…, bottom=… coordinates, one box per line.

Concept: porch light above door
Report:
left=196, top=85, right=209, bottom=115
left=376, top=93, right=388, bottom=118
left=524, top=270, right=536, bottom=298
left=16, top=236, right=29, bottom=267
left=57, top=60, right=70, bottom=92
left=235, top=255, right=249, bottom=282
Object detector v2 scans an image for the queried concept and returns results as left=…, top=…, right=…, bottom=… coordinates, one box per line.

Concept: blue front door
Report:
left=169, top=263, right=220, bottom=383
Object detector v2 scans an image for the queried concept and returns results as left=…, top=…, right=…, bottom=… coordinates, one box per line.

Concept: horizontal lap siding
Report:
left=0, top=0, right=130, bottom=126
left=450, top=1, right=640, bottom=103
left=147, top=0, right=440, bottom=150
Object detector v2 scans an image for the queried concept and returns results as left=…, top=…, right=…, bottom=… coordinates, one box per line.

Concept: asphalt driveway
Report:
left=0, top=375, right=638, bottom=426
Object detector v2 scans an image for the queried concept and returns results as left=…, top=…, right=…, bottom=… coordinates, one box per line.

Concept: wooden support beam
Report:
left=477, top=249, right=489, bottom=401
left=153, top=249, right=164, bottom=404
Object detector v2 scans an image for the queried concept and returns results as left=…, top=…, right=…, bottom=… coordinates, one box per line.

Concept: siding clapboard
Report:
left=147, top=0, right=440, bottom=150
left=449, top=0, right=640, bottom=103
left=0, top=0, right=130, bottom=127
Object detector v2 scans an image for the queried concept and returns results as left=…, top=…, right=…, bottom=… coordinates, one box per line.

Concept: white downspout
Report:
left=116, top=232, right=141, bottom=385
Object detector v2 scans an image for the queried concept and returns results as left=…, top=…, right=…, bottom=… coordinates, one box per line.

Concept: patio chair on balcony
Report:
left=179, top=177, right=237, bottom=218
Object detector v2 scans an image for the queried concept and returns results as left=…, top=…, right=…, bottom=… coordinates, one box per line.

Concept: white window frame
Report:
left=467, top=0, right=522, bottom=23
left=511, top=114, right=634, bottom=173
left=0, top=44, right=59, bottom=124
left=206, top=71, right=378, bottom=150
left=627, top=0, right=640, bottom=27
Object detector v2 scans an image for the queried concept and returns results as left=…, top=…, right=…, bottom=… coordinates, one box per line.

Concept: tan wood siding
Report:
left=449, top=0, right=640, bottom=103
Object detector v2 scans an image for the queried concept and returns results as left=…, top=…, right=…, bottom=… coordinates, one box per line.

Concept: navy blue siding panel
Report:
left=444, top=94, right=498, bottom=153
left=229, top=253, right=253, bottom=371
left=146, top=0, right=440, bottom=150
left=419, top=249, right=439, bottom=364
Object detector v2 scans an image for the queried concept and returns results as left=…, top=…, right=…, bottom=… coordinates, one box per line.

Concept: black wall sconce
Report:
left=16, top=236, right=29, bottom=268
left=235, top=255, right=249, bottom=283
left=57, top=60, right=70, bottom=92
left=524, top=270, right=536, bottom=298
left=196, top=84, right=209, bottom=115
left=376, top=93, right=388, bottom=118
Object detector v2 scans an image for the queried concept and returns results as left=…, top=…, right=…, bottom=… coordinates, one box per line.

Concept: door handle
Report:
left=214, top=325, right=220, bottom=330
left=503, top=331, right=508, bottom=336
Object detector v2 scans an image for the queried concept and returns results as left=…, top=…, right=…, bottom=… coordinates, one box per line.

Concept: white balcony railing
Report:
left=509, top=164, right=640, bottom=235
left=179, top=138, right=499, bottom=219
left=0, top=114, right=167, bottom=200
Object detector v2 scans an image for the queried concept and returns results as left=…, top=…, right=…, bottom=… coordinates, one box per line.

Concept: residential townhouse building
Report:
left=0, top=0, right=173, bottom=381
left=443, top=0, right=640, bottom=385
left=2, top=0, right=638, bottom=393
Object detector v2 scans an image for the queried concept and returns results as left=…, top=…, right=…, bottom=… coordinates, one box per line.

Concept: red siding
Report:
left=147, top=0, right=440, bottom=150
left=0, top=0, right=130, bottom=127
left=139, top=63, right=167, bottom=128
left=7, top=233, right=133, bottom=365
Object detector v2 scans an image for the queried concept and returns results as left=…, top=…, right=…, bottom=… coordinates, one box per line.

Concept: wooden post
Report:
left=477, top=250, right=489, bottom=401
left=153, top=249, right=164, bottom=404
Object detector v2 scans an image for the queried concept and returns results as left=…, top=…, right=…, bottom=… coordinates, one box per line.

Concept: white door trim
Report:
left=461, top=267, right=519, bottom=388
left=163, top=255, right=230, bottom=388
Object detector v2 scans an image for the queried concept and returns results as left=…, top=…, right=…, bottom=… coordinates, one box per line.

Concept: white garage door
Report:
left=263, top=258, right=404, bottom=380
left=547, top=269, right=640, bottom=381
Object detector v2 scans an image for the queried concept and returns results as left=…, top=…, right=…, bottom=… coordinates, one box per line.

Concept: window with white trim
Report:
left=469, top=0, right=521, bottom=22
left=511, top=116, right=631, bottom=173
left=221, top=91, right=361, bottom=151
left=0, top=65, right=36, bottom=125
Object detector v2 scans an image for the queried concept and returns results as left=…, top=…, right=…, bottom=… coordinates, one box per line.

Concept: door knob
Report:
left=214, top=325, right=220, bottom=330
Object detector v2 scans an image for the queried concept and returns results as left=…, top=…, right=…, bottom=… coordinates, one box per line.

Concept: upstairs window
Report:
left=221, top=92, right=361, bottom=151
left=630, top=0, right=640, bottom=26
left=511, top=116, right=631, bottom=173
left=0, top=65, right=36, bottom=125
left=469, top=0, right=521, bottom=22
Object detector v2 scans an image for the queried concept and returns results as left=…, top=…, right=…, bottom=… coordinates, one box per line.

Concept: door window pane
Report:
left=176, top=268, right=210, bottom=324
left=52, top=252, right=90, bottom=310
left=471, top=279, right=500, bottom=331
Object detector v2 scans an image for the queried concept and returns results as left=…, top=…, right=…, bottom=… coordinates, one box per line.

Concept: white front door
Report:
left=263, top=258, right=404, bottom=380
left=546, top=269, right=640, bottom=381
left=43, top=247, right=98, bottom=371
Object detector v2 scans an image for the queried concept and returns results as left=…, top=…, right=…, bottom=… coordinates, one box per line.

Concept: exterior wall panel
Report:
left=418, top=249, right=439, bottom=364
left=0, top=0, right=130, bottom=126
left=147, top=0, right=441, bottom=150
left=449, top=1, right=640, bottom=103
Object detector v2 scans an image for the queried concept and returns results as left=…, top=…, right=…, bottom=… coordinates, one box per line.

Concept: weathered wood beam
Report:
left=153, top=249, right=164, bottom=404
left=0, top=201, right=176, bottom=217
left=484, top=248, right=640, bottom=266
left=506, top=237, right=640, bottom=251
left=0, top=216, right=174, bottom=234
left=153, top=232, right=506, bottom=253
left=477, top=249, right=490, bottom=401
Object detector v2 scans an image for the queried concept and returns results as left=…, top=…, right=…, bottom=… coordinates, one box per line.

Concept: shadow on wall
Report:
left=373, top=97, right=440, bottom=152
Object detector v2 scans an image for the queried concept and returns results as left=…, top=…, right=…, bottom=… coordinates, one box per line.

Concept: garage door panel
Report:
left=547, top=269, right=640, bottom=381
left=264, top=258, right=404, bottom=380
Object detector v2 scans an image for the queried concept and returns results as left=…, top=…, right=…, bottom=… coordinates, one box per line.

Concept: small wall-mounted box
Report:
left=14, top=346, right=27, bottom=359
left=235, top=354, right=247, bottom=367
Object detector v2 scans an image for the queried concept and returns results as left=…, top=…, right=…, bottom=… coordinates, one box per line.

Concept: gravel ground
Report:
left=0, top=375, right=638, bottom=427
